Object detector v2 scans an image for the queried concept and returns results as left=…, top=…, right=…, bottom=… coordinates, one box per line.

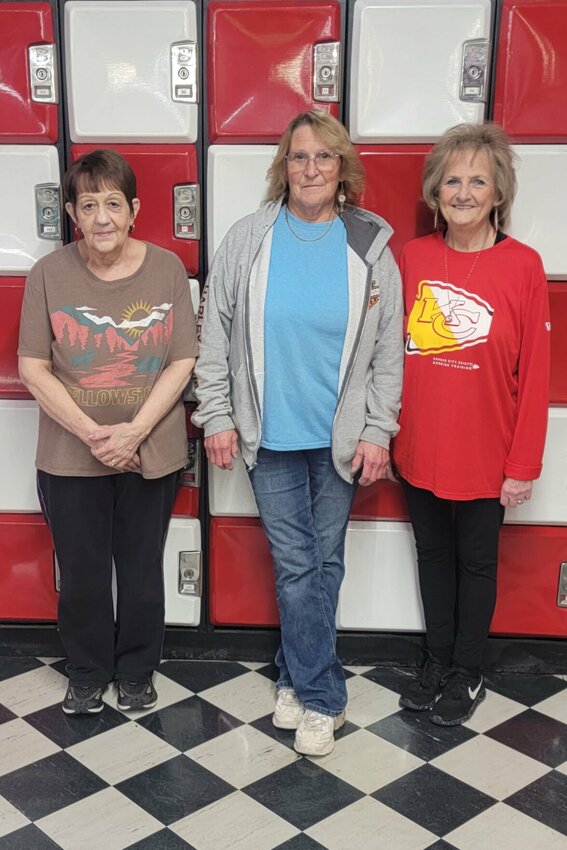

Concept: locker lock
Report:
left=558, top=562, right=567, bottom=608
left=180, top=438, right=201, bottom=488
left=460, top=39, right=489, bottom=102
left=171, top=41, right=198, bottom=103
left=29, top=44, right=58, bottom=103
left=179, top=551, right=202, bottom=596
left=313, top=42, right=341, bottom=103
left=174, top=184, right=200, bottom=240
left=35, top=184, right=62, bottom=240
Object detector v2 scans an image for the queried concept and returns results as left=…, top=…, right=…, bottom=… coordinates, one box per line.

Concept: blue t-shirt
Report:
left=261, top=208, right=348, bottom=450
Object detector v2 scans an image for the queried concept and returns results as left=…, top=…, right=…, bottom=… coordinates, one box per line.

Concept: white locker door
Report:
left=163, top=517, right=201, bottom=626
left=0, top=146, right=62, bottom=275
left=504, top=407, right=567, bottom=526
left=207, top=145, right=276, bottom=266
left=337, top=521, right=424, bottom=631
left=349, top=0, right=492, bottom=143
left=0, top=400, right=40, bottom=512
left=65, top=1, right=198, bottom=143
left=208, top=458, right=258, bottom=517
left=510, top=146, right=567, bottom=280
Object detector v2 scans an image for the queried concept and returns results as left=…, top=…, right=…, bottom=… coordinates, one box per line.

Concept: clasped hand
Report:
left=88, top=422, right=143, bottom=471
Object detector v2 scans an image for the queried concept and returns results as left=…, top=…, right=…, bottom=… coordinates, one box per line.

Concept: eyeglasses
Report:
left=285, top=150, right=341, bottom=171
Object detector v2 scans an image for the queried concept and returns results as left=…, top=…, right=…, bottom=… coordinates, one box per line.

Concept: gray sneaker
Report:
left=117, top=678, right=158, bottom=711
left=62, top=684, right=104, bottom=715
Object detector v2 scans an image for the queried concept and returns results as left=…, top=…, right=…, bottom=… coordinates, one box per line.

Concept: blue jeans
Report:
left=249, top=447, right=356, bottom=716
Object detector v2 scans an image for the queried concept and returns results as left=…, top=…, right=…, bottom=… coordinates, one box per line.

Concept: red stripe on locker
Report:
left=350, top=480, right=409, bottom=521
left=209, top=518, right=279, bottom=626
left=71, top=145, right=199, bottom=274
left=549, top=282, right=567, bottom=404
left=207, top=0, right=341, bottom=143
left=491, top=525, right=567, bottom=637
left=0, top=278, right=32, bottom=399
left=0, top=514, right=57, bottom=621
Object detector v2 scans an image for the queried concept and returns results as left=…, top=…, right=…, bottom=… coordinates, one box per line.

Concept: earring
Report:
left=337, top=182, right=346, bottom=214
left=129, top=223, right=135, bottom=233
left=493, top=208, right=499, bottom=233
left=434, top=209, right=439, bottom=231
left=74, top=225, right=82, bottom=238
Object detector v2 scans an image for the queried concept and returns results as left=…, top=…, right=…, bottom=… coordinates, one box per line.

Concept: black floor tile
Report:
left=116, top=754, right=233, bottom=824
left=506, top=771, right=567, bottom=837
left=48, top=659, right=68, bottom=678
left=486, top=709, right=567, bottom=767
left=126, top=829, right=196, bottom=849
left=274, top=835, right=328, bottom=849
left=425, top=842, right=460, bottom=850
left=244, top=759, right=363, bottom=830
left=0, top=704, right=16, bottom=725
left=367, top=707, right=477, bottom=760
left=0, top=825, right=61, bottom=849
left=373, top=764, right=496, bottom=835
left=158, top=660, right=249, bottom=693
left=0, top=657, right=44, bottom=683
left=255, top=662, right=280, bottom=683
left=0, top=751, right=107, bottom=821
left=250, top=713, right=358, bottom=752
left=484, top=672, right=567, bottom=706
left=136, top=695, right=242, bottom=751
left=25, top=701, right=128, bottom=748
left=362, top=665, right=415, bottom=694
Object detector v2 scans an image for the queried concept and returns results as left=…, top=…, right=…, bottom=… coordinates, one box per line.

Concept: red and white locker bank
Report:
left=0, top=0, right=566, bottom=655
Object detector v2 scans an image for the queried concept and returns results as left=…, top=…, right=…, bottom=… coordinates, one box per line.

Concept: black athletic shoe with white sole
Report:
left=429, top=669, right=486, bottom=726
left=117, top=678, right=158, bottom=711
left=62, top=684, right=104, bottom=714
left=399, top=654, right=451, bottom=711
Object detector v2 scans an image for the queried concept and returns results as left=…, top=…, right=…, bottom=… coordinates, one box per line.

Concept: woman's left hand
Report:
left=88, top=423, right=145, bottom=470
left=500, top=477, right=533, bottom=508
left=351, top=441, right=396, bottom=486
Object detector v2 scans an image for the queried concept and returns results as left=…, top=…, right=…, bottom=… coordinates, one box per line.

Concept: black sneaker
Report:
left=399, top=655, right=450, bottom=710
left=62, top=684, right=104, bottom=715
left=429, top=669, right=486, bottom=726
left=117, top=678, right=158, bottom=711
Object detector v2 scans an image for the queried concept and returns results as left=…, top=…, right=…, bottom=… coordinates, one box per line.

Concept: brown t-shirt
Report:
left=18, top=241, right=198, bottom=479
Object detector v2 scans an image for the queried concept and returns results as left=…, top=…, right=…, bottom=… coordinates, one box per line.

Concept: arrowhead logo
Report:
left=406, top=280, right=494, bottom=355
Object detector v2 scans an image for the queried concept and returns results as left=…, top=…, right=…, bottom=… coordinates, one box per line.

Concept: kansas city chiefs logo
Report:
left=406, top=280, right=494, bottom=355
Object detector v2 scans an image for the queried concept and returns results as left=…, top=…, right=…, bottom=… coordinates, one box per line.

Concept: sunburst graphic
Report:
left=121, top=300, right=153, bottom=338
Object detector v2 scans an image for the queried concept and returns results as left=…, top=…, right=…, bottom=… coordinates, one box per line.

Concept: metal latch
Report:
left=460, top=39, right=489, bottom=102
left=174, top=184, right=200, bottom=240
left=179, top=438, right=201, bottom=488
left=29, top=44, right=58, bottom=103
left=313, top=42, right=341, bottom=103
left=171, top=41, right=198, bottom=103
left=558, top=562, right=567, bottom=608
left=54, top=555, right=61, bottom=592
left=35, top=184, right=62, bottom=240
left=179, top=551, right=201, bottom=596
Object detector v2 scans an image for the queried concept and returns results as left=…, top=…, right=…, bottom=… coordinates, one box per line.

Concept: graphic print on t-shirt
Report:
left=406, top=280, right=494, bottom=355
left=50, top=300, right=173, bottom=394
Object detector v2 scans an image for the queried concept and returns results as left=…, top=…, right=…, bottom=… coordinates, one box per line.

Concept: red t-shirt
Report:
left=393, top=232, right=550, bottom=500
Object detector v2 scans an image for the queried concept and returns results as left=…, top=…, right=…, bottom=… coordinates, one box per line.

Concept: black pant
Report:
left=402, top=480, right=505, bottom=671
left=38, top=470, right=178, bottom=687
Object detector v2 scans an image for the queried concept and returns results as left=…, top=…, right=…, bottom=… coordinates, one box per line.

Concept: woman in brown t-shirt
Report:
left=18, top=149, right=197, bottom=715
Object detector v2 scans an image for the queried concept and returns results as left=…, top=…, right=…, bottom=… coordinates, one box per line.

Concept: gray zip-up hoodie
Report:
left=193, top=200, right=404, bottom=483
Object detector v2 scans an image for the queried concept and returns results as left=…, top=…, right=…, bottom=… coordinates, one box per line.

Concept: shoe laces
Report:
left=302, top=709, right=333, bottom=730
left=443, top=670, right=477, bottom=700
left=120, top=680, right=149, bottom=697
left=418, top=656, right=446, bottom=688
left=72, top=685, right=100, bottom=699
left=279, top=688, right=301, bottom=706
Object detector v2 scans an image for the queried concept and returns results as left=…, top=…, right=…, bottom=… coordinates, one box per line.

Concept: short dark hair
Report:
left=63, top=149, right=137, bottom=213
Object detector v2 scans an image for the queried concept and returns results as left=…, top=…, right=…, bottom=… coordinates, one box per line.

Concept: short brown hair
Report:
left=63, top=149, right=137, bottom=213
left=422, top=123, right=517, bottom=229
left=265, top=111, right=365, bottom=207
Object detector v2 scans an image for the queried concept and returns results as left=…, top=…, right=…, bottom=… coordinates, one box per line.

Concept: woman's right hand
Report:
left=204, top=429, right=239, bottom=470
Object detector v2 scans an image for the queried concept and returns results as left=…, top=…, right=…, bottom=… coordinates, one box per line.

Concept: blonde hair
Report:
left=265, top=111, right=364, bottom=207
left=422, top=123, right=517, bottom=229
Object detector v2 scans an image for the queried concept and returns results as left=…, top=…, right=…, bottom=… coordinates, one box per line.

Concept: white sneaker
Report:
left=294, top=709, right=346, bottom=756
left=273, top=687, right=305, bottom=729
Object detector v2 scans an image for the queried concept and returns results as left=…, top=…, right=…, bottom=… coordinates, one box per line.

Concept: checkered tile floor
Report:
left=1, top=657, right=567, bottom=849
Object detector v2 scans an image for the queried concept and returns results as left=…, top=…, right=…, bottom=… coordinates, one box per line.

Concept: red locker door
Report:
left=209, top=518, right=280, bottom=626
left=493, top=0, right=567, bottom=141
left=0, top=278, right=32, bottom=399
left=71, top=145, right=200, bottom=275
left=207, top=0, right=342, bottom=143
left=549, top=282, right=567, bottom=404
left=0, top=3, right=58, bottom=143
left=357, top=147, right=433, bottom=262
left=172, top=403, right=201, bottom=518
left=0, top=515, right=58, bottom=621
left=491, top=526, right=567, bottom=637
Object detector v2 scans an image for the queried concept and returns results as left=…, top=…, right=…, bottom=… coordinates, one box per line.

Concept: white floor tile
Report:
left=431, top=735, right=550, bottom=799
left=239, top=662, right=268, bottom=670
left=104, top=671, right=193, bottom=719
left=344, top=666, right=375, bottom=674
left=200, top=671, right=277, bottom=723
left=532, top=690, right=567, bottom=724
left=306, top=796, right=436, bottom=850
left=0, top=665, right=68, bottom=716
left=67, top=721, right=179, bottom=784
left=0, top=718, right=60, bottom=777
left=36, top=787, right=163, bottom=850
left=170, top=790, right=298, bottom=850
left=187, top=724, right=298, bottom=787
left=36, top=657, right=64, bottom=665
left=0, top=794, right=29, bottom=838
left=313, top=728, right=423, bottom=794
left=446, top=802, right=567, bottom=850
left=462, top=689, right=527, bottom=733
left=345, top=675, right=400, bottom=727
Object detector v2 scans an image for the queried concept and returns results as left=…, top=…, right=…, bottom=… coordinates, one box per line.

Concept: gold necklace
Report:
left=285, top=207, right=335, bottom=243
left=443, top=229, right=495, bottom=286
